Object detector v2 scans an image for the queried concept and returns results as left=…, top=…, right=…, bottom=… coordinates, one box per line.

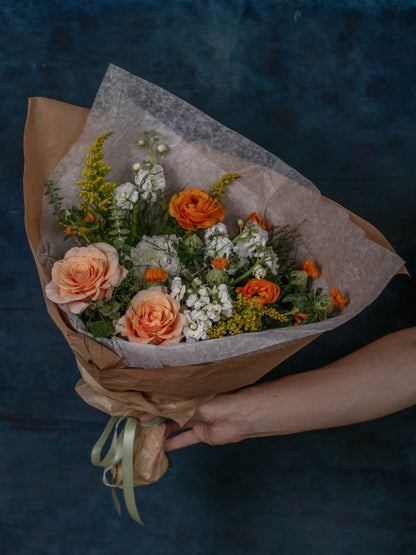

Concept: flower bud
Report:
left=132, top=163, right=141, bottom=174
left=206, top=268, right=229, bottom=286
left=154, top=135, right=160, bottom=141
left=157, top=144, right=167, bottom=154
left=137, top=140, right=146, bottom=147
left=237, top=219, right=244, bottom=227
left=183, top=233, right=204, bottom=255
left=314, top=295, right=334, bottom=316
left=289, top=270, right=308, bottom=290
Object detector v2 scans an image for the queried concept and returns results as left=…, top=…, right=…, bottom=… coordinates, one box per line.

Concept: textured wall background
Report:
left=1, top=1, right=415, bottom=554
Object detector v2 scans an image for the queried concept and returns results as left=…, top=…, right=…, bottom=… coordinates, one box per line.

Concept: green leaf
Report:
left=281, top=294, right=314, bottom=313
left=113, top=238, right=125, bottom=249
left=85, top=319, right=115, bottom=338
left=301, top=312, right=320, bottom=325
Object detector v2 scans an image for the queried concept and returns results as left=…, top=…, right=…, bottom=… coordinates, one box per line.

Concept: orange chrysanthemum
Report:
left=302, top=259, right=320, bottom=279
left=211, top=257, right=229, bottom=269
left=169, top=188, right=225, bottom=230
left=244, top=212, right=271, bottom=231
left=236, top=278, right=280, bottom=306
left=330, top=288, right=348, bottom=309
left=144, top=267, right=168, bottom=283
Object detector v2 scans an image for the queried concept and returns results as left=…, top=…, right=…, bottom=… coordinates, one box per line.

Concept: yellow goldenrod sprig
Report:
left=78, top=131, right=119, bottom=216
left=207, top=294, right=290, bottom=339
left=207, top=294, right=260, bottom=338
left=261, top=306, right=290, bottom=324
left=210, top=173, right=240, bottom=201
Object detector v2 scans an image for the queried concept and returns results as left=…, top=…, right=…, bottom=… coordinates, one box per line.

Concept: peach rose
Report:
left=169, top=188, right=225, bottom=230
left=115, top=287, right=186, bottom=344
left=45, top=242, right=128, bottom=314
left=236, top=278, right=280, bottom=306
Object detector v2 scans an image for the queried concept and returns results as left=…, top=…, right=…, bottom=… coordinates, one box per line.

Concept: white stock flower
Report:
left=205, top=235, right=233, bottom=260
left=214, top=283, right=233, bottom=317
left=134, top=164, right=166, bottom=201
left=233, top=221, right=269, bottom=260
left=182, top=282, right=233, bottom=340
left=113, top=182, right=138, bottom=210
left=194, top=296, right=211, bottom=310
left=185, top=293, right=198, bottom=308
left=263, top=246, right=279, bottom=274
left=204, top=223, right=233, bottom=260
left=183, top=312, right=210, bottom=342
left=170, top=276, right=186, bottom=301
left=204, top=223, right=228, bottom=240
left=130, top=234, right=180, bottom=278
left=206, top=303, right=222, bottom=322
left=253, top=264, right=267, bottom=279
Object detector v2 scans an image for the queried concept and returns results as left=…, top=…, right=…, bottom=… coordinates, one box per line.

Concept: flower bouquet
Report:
left=24, top=64, right=405, bottom=524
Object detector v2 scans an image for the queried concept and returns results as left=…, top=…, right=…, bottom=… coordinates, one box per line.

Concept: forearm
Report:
left=229, top=328, right=416, bottom=439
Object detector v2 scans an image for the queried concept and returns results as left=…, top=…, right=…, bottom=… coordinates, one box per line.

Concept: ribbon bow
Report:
left=91, top=415, right=166, bottom=525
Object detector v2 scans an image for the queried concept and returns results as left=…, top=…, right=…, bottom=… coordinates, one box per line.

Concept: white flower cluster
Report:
left=130, top=234, right=181, bottom=279
left=134, top=164, right=166, bottom=202
left=233, top=220, right=279, bottom=275
left=182, top=281, right=233, bottom=342
left=204, top=223, right=233, bottom=260
left=113, top=182, right=138, bottom=210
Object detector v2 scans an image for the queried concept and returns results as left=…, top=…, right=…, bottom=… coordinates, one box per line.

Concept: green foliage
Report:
left=44, top=180, right=64, bottom=216
left=269, top=221, right=304, bottom=271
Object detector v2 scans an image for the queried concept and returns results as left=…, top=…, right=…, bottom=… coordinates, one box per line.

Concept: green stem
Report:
left=130, top=204, right=138, bottom=244
left=230, top=257, right=264, bottom=286
left=79, top=231, right=91, bottom=244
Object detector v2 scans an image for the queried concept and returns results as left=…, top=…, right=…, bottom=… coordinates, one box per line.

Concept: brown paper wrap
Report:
left=24, top=97, right=406, bottom=488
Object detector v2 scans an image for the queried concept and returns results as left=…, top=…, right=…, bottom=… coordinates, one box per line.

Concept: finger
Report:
left=165, top=420, right=185, bottom=435
left=164, top=429, right=200, bottom=452
left=138, top=412, right=158, bottom=423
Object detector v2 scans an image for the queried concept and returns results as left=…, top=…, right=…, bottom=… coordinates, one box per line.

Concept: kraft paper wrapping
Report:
left=24, top=87, right=405, bottom=489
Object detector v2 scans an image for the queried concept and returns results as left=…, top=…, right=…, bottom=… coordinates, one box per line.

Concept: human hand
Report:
left=139, top=391, right=250, bottom=451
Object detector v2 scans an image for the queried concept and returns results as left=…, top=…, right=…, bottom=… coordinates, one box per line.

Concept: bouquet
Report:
left=44, top=129, right=348, bottom=348
left=24, top=65, right=405, bottom=524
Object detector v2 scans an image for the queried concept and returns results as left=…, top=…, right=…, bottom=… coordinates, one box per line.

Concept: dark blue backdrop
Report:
left=1, top=1, right=415, bottom=554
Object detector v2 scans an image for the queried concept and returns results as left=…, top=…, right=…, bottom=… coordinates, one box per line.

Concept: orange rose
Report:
left=236, top=278, right=280, bottom=305
left=45, top=243, right=128, bottom=314
left=169, top=188, right=225, bottom=230
left=115, top=287, right=186, bottom=344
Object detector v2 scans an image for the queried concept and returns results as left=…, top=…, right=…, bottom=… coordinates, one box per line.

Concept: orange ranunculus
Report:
left=243, top=212, right=271, bottom=231
left=45, top=242, right=128, bottom=314
left=302, top=259, right=320, bottom=279
left=236, top=278, right=280, bottom=306
left=115, top=287, right=186, bottom=344
left=330, top=288, right=349, bottom=309
left=169, top=188, right=225, bottom=230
